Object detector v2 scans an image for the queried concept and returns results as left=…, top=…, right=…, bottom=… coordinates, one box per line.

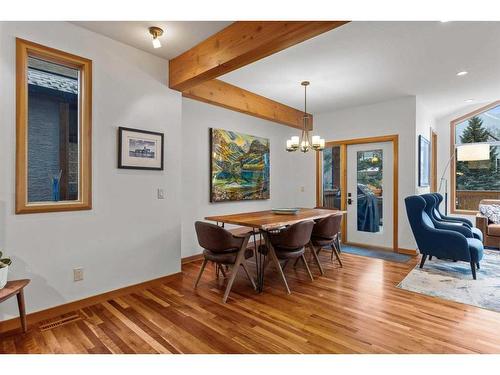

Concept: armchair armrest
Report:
left=433, top=220, right=473, bottom=238
left=417, top=225, right=471, bottom=262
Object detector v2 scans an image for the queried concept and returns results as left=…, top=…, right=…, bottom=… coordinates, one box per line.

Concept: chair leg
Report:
left=301, top=254, right=314, bottom=281
left=293, top=257, right=300, bottom=268
left=308, top=242, right=325, bottom=276
left=194, top=258, right=209, bottom=288
left=219, top=264, right=227, bottom=278
left=470, top=262, right=477, bottom=280
left=263, top=233, right=291, bottom=295
left=282, top=259, right=290, bottom=271
left=241, top=262, right=257, bottom=291
left=419, top=254, right=427, bottom=269
left=222, top=236, right=250, bottom=303
left=335, top=234, right=342, bottom=253
left=331, top=243, right=343, bottom=268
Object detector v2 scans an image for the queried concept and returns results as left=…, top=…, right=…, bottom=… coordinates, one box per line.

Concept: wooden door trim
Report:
left=316, top=134, right=399, bottom=251
left=431, top=130, right=438, bottom=192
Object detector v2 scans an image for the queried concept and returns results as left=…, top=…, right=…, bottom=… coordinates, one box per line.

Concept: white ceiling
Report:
left=72, top=21, right=231, bottom=60
left=221, top=21, right=500, bottom=119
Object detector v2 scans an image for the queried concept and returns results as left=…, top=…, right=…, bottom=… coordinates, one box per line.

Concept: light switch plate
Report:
left=157, top=188, right=166, bottom=199
left=73, top=268, right=84, bottom=282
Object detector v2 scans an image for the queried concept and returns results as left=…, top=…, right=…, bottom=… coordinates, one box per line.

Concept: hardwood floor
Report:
left=2, top=251, right=500, bottom=354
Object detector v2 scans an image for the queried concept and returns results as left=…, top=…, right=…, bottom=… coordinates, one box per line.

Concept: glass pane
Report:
left=322, top=146, right=341, bottom=209
left=456, top=144, right=500, bottom=210
left=27, top=57, right=79, bottom=203
left=454, top=107, right=500, bottom=210
left=356, top=149, right=383, bottom=232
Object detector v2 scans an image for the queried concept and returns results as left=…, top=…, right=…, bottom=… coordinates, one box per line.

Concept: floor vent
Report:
left=39, top=313, right=82, bottom=331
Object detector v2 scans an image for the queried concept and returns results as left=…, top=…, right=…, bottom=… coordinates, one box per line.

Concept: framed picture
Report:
left=118, top=127, right=164, bottom=170
left=210, top=128, right=270, bottom=202
left=418, top=135, right=430, bottom=187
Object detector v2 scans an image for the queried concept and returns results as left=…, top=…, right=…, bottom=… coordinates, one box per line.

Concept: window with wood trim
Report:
left=16, top=38, right=92, bottom=214
left=451, top=101, right=500, bottom=213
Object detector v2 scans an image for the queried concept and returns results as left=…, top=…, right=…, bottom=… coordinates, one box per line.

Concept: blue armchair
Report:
left=430, top=193, right=483, bottom=241
left=432, top=193, right=474, bottom=227
left=405, top=195, right=483, bottom=279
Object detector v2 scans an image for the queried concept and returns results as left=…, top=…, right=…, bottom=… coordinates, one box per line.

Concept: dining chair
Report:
left=194, top=221, right=256, bottom=303
left=308, top=214, right=343, bottom=270
left=260, top=221, right=315, bottom=294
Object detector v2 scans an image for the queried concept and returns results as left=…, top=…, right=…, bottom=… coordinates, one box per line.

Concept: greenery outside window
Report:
left=451, top=101, right=500, bottom=213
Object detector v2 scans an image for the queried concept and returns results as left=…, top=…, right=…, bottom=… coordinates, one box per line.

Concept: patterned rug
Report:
left=398, top=249, right=500, bottom=313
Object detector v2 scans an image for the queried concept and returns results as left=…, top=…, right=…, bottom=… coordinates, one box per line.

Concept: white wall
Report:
left=415, top=98, right=436, bottom=195
left=315, top=97, right=417, bottom=250
left=0, top=22, right=182, bottom=320
left=181, top=98, right=315, bottom=257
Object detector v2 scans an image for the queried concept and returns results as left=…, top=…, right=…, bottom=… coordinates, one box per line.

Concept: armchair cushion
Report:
left=466, top=238, right=484, bottom=263
left=488, top=224, right=500, bottom=237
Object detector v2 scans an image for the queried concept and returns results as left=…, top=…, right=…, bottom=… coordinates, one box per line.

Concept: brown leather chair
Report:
left=260, top=221, right=315, bottom=294
left=310, top=214, right=343, bottom=269
left=476, top=199, right=500, bottom=249
left=194, top=221, right=256, bottom=303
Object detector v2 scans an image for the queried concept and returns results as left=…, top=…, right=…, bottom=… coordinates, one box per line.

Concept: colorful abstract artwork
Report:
left=210, top=128, right=270, bottom=202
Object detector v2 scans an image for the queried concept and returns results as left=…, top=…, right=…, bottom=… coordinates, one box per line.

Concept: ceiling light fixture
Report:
left=286, top=81, right=324, bottom=153
left=464, top=99, right=474, bottom=103
left=456, top=71, right=468, bottom=76
left=149, top=26, right=164, bottom=49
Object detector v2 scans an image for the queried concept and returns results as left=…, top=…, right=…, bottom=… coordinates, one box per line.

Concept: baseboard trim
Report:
left=397, top=248, right=418, bottom=256
left=0, top=272, right=181, bottom=335
left=181, top=253, right=203, bottom=264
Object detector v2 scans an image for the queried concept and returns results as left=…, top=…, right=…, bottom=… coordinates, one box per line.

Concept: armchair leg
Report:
left=477, top=262, right=480, bottom=270
left=470, top=262, right=477, bottom=280
left=419, top=254, right=427, bottom=269
left=429, top=256, right=432, bottom=261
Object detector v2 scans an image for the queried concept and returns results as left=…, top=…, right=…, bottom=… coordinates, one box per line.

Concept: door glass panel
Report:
left=356, top=149, right=383, bottom=232
left=27, top=56, right=80, bottom=203
left=322, top=146, right=341, bottom=209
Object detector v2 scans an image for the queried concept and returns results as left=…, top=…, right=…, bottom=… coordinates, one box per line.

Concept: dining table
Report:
left=205, top=208, right=345, bottom=293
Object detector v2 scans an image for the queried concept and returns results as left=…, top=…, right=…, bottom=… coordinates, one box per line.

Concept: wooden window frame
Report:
left=16, top=38, right=92, bottom=214
left=450, top=100, right=500, bottom=215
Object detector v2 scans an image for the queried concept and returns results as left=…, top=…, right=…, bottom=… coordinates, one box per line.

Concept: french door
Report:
left=319, top=136, right=397, bottom=250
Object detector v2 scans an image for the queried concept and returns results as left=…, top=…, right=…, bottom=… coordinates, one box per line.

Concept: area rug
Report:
left=398, top=249, right=500, bottom=312
left=340, top=244, right=412, bottom=263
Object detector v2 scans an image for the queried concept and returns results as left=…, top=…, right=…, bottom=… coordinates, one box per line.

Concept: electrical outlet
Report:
left=300, top=186, right=305, bottom=192
left=157, top=188, right=166, bottom=199
left=73, top=267, right=84, bottom=282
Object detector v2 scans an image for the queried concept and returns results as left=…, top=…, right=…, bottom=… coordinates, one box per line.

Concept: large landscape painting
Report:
left=210, top=128, right=270, bottom=202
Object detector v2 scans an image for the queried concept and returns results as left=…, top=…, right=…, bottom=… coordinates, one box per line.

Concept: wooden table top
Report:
left=205, top=208, right=345, bottom=231
left=0, top=279, right=30, bottom=303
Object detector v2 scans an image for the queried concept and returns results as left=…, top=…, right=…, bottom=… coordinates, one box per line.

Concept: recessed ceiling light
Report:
left=149, top=27, right=164, bottom=49
left=464, top=99, right=474, bottom=103
left=440, top=20, right=450, bottom=23
left=457, top=71, right=468, bottom=76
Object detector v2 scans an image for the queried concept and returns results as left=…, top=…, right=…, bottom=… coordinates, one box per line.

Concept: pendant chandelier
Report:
left=286, top=81, right=325, bottom=153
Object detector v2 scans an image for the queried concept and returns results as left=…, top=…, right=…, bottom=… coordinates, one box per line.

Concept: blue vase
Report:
left=52, top=177, right=60, bottom=201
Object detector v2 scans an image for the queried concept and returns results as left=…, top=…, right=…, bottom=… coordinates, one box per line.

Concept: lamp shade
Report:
left=457, top=143, right=490, bottom=161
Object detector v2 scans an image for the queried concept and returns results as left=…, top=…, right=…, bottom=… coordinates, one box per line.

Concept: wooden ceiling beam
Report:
left=169, top=21, right=349, bottom=92
left=183, top=79, right=312, bottom=130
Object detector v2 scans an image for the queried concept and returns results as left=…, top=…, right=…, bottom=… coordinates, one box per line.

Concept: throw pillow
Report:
left=479, top=204, right=500, bottom=224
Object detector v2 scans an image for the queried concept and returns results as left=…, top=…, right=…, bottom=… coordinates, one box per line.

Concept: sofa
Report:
left=476, top=199, right=500, bottom=249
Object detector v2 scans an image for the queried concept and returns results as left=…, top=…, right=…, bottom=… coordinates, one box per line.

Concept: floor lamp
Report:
left=438, top=143, right=491, bottom=215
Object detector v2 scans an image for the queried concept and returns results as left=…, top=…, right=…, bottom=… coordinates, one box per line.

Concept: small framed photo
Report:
left=118, top=127, right=164, bottom=170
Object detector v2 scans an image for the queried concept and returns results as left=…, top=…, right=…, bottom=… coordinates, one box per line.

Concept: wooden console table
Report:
left=0, top=279, right=30, bottom=333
